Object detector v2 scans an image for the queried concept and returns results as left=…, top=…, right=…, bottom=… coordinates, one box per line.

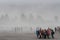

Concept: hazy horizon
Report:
left=0, top=0, right=60, bottom=32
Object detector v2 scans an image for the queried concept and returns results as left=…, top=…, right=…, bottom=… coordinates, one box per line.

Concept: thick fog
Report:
left=0, top=0, right=60, bottom=32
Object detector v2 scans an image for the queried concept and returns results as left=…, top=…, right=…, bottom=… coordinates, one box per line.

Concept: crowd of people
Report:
left=36, top=28, right=55, bottom=39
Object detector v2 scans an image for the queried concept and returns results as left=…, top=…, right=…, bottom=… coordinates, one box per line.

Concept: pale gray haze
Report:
left=0, top=0, right=60, bottom=32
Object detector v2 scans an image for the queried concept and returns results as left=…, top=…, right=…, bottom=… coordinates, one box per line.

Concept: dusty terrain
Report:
left=0, top=32, right=59, bottom=40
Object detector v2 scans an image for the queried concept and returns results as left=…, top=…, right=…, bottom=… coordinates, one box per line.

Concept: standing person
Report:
left=55, top=27, right=57, bottom=32
left=43, top=29, right=47, bottom=39
left=59, top=27, right=60, bottom=33
left=50, top=29, right=55, bottom=39
left=46, top=28, right=51, bottom=39
left=36, top=27, right=40, bottom=38
left=39, top=28, right=42, bottom=39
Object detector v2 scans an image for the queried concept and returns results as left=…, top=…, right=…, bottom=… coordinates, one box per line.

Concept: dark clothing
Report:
left=36, top=28, right=55, bottom=39
left=55, top=28, right=57, bottom=32
left=51, top=30, right=55, bottom=38
left=38, top=30, right=42, bottom=39
left=43, top=32, right=47, bottom=39
left=36, top=30, right=40, bottom=38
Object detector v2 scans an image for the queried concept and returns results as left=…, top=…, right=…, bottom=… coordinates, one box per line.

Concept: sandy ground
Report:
left=0, top=32, right=60, bottom=40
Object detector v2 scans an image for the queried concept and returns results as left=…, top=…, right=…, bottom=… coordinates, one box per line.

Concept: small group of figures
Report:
left=36, top=28, right=55, bottom=39
left=55, top=27, right=60, bottom=32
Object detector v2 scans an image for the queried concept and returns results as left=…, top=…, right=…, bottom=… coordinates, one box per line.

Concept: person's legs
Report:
left=43, top=35, right=46, bottom=39
left=47, top=35, right=50, bottom=39
left=37, top=34, right=38, bottom=38
left=36, top=31, right=38, bottom=38
left=52, top=34, right=54, bottom=38
left=39, top=33, right=42, bottom=39
left=39, top=35, right=41, bottom=38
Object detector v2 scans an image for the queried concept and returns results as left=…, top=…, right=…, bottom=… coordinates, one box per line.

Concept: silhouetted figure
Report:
left=51, top=29, right=55, bottom=38
left=36, top=27, right=40, bottom=38
left=55, top=27, right=57, bottom=32
left=39, top=28, right=42, bottom=39
left=43, top=29, right=47, bottom=39
left=36, top=30, right=40, bottom=38
left=46, top=28, right=51, bottom=39
left=59, top=28, right=60, bottom=33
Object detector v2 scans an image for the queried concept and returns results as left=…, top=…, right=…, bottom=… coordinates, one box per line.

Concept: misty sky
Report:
left=0, top=0, right=60, bottom=31
left=0, top=0, right=60, bottom=24
left=0, top=0, right=60, bottom=4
